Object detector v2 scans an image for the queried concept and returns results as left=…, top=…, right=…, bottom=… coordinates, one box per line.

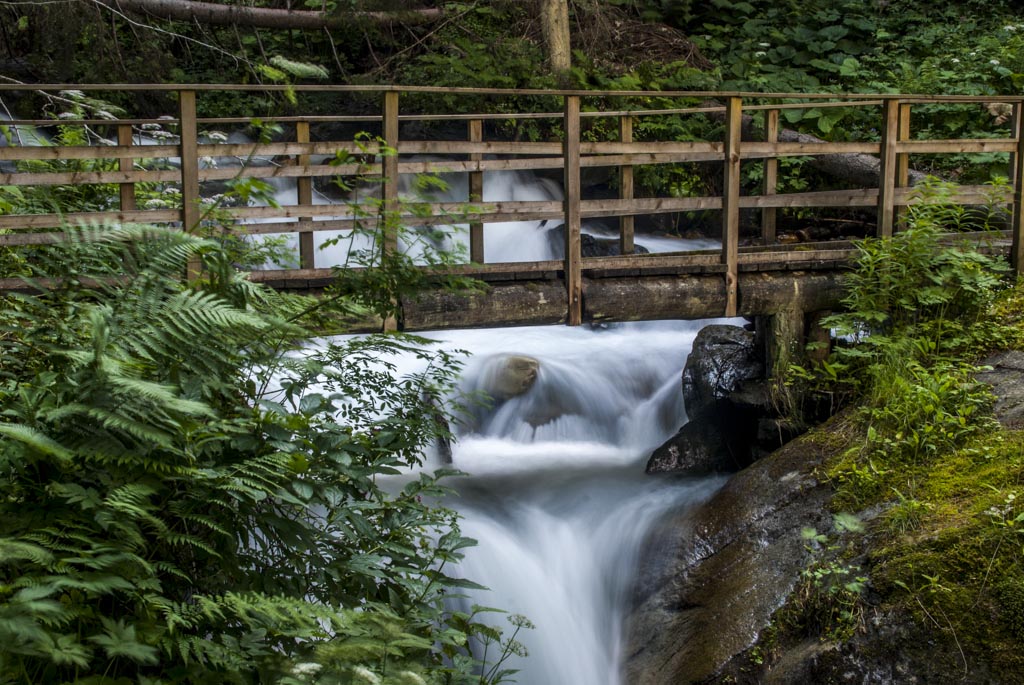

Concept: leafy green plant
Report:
left=0, top=223, right=517, bottom=684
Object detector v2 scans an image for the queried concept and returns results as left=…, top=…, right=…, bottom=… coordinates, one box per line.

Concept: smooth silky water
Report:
left=264, top=167, right=729, bottom=683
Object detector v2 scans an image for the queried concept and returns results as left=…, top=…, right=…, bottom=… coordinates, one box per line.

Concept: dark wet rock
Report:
left=977, top=350, right=1024, bottom=429
left=646, top=325, right=769, bottom=475
left=543, top=226, right=652, bottom=258
left=626, top=419, right=838, bottom=684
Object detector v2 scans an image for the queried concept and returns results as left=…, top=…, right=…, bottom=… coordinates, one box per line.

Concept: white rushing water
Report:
left=428, top=322, right=727, bottom=685
left=307, top=166, right=726, bottom=683
left=283, top=165, right=728, bottom=683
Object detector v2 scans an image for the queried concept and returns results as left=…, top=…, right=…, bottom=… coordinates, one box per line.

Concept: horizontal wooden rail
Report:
left=2, top=84, right=1023, bottom=325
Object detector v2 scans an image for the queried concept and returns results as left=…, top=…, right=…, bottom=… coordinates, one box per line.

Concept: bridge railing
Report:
left=1, top=84, right=1022, bottom=323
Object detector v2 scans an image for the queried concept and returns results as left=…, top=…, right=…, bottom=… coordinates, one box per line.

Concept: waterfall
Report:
left=282, top=167, right=731, bottom=683
left=429, top=322, right=726, bottom=685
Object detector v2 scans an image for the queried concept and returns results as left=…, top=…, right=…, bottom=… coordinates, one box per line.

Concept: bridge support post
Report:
left=117, top=124, right=136, bottom=212
left=763, top=307, right=804, bottom=381
left=619, top=115, right=635, bottom=255
left=761, top=108, right=778, bottom=244
left=178, top=89, right=201, bottom=280
left=468, top=119, right=485, bottom=263
left=296, top=121, right=315, bottom=270
left=722, top=96, right=742, bottom=317
left=382, top=90, right=400, bottom=331
left=877, top=98, right=900, bottom=238
left=563, top=94, right=582, bottom=326
left=1012, top=103, right=1024, bottom=276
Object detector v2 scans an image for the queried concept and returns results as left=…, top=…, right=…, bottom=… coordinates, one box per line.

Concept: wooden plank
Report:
left=877, top=98, right=899, bottom=238
left=117, top=124, right=136, bottom=212
left=399, top=141, right=562, bottom=155
left=295, top=121, right=315, bottom=270
left=197, top=141, right=382, bottom=157
left=762, top=109, right=779, bottom=243
left=1013, top=103, right=1024, bottom=276
left=742, top=141, right=880, bottom=157
left=0, top=168, right=181, bottom=186
left=179, top=90, right=201, bottom=279
left=469, top=119, right=484, bottom=263
left=895, top=103, right=911, bottom=228
left=722, top=96, right=742, bottom=317
left=619, top=116, right=635, bottom=255
left=895, top=139, right=1017, bottom=154
left=0, top=209, right=182, bottom=230
left=0, top=143, right=181, bottom=162
left=564, top=95, right=583, bottom=326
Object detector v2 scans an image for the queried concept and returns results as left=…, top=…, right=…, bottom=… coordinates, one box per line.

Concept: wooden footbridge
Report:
left=1, top=84, right=1023, bottom=346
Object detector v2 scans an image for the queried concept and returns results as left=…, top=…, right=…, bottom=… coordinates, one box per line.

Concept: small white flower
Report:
left=204, top=130, right=228, bottom=142
left=140, top=123, right=163, bottom=131
left=144, top=198, right=169, bottom=209
left=969, top=52, right=977, bottom=56
left=754, top=51, right=767, bottom=58
left=758, top=42, right=771, bottom=47
left=991, top=59, right=1001, bottom=65
left=1005, top=25, right=1017, bottom=31
left=352, top=666, right=381, bottom=685
left=292, top=662, right=322, bottom=676
left=703, top=34, right=712, bottom=40
left=1008, top=493, right=1016, bottom=501
left=951, top=58, right=961, bottom=64
left=397, top=672, right=427, bottom=685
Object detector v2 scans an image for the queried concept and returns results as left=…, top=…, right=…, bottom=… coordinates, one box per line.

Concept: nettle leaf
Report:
left=86, top=618, right=159, bottom=664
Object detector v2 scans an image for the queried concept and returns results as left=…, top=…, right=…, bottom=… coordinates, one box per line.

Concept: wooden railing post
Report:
left=722, top=96, right=742, bottom=318
left=619, top=115, right=635, bottom=255
left=563, top=95, right=583, bottom=326
left=895, top=103, right=912, bottom=228
left=296, top=120, right=315, bottom=270
left=761, top=108, right=778, bottom=244
left=381, top=90, right=400, bottom=331
left=877, top=98, right=900, bottom=238
left=178, top=89, right=201, bottom=279
left=382, top=90, right=400, bottom=254
left=468, top=118, right=485, bottom=263
left=1012, top=102, right=1024, bottom=276
left=117, top=124, right=136, bottom=212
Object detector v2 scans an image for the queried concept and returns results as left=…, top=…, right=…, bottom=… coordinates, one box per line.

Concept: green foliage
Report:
left=0, top=224, right=520, bottom=683
left=787, top=514, right=868, bottom=640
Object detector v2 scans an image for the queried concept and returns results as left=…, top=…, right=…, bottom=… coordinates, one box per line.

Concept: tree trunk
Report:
left=539, top=0, right=571, bottom=73
left=93, top=0, right=442, bottom=31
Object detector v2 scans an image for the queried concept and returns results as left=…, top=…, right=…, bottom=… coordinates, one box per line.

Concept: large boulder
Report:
left=625, top=417, right=840, bottom=684
left=646, top=325, right=766, bottom=475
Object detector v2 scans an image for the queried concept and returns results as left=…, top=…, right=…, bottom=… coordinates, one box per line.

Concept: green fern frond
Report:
left=0, top=424, right=72, bottom=462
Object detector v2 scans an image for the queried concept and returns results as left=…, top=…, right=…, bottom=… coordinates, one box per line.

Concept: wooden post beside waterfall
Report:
left=877, top=98, right=900, bottom=238
left=469, top=119, right=485, bottom=264
left=382, top=90, right=400, bottom=331
left=296, top=121, right=315, bottom=270
left=563, top=95, right=583, bottom=326
left=722, top=96, right=742, bottom=318
left=761, top=108, right=778, bottom=244
left=178, top=89, right=201, bottom=280
left=895, top=103, right=912, bottom=228
left=1012, top=102, right=1024, bottom=276
left=117, top=124, right=136, bottom=212
left=619, top=115, right=635, bottom=255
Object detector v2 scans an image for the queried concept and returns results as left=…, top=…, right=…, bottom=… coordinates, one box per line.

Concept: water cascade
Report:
left=283, top=169, right=730, bottom=683
left=429, top=322, right=727, bottom=684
